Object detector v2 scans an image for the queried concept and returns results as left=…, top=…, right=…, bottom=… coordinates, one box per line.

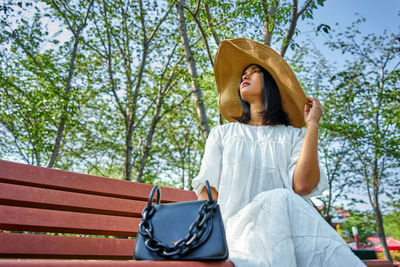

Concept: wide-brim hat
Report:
left=214, top=38, right=307, bottom=128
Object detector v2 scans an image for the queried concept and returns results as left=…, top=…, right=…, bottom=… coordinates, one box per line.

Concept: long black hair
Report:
left=233, top=65, right=291, bottom=126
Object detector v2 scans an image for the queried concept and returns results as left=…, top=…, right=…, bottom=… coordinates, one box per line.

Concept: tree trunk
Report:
left=46, top=0, right=94, bottom=168
left=372, top=69, right=392, bottom=263
left=124, top=44, right=149, bottom=181
left=47, top=30, right=80, bottom=168
left=124, top=115, right=134, bottom=181
left=263, top=19, right=274, bottom=46
left=263, top=0, right=279, bottom=46
left=373, top=190, right=393, bottom=263
left=280, top=0, right=313, bottom=57
left=280, top=0, right=298, bottom=57
left=176, top=0, right=210, bottom=140
left=325, top=180, right=333, bottom=225
left=47, top=116, right=66, bottom=168
left=135, top=93, right=163, bottom=183
left=118, top=0, right=169, bottom=180
left=203, top=1, right=220, bottom=45
left=135, top=46, right=179, bottom=182
left=123, top=22, right=149, bottom=180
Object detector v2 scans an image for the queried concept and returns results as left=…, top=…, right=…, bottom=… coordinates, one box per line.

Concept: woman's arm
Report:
left=292, top=97, right=323, bottom=196
left=192, top=127, right=222, bottom=200
left=197, top=186, right=219, bottom=200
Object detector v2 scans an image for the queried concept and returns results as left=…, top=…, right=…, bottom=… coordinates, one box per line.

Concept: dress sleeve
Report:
left=191, top=126, right=222, bottom=196
left=287, top=127, right=329, bottom=199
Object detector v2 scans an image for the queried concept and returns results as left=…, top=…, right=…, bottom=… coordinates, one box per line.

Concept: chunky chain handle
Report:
left=138, top=181, right=217, bottom=257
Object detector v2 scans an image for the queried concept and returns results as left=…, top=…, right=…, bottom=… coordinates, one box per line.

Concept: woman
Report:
left=192, top=38, right=365, bottom=267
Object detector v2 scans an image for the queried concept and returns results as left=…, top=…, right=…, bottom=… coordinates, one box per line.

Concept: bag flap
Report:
left=150, top=200, right=208, bottom=246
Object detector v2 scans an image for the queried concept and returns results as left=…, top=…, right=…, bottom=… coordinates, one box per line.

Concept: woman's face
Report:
left=240, top=64, right=263, bottom=103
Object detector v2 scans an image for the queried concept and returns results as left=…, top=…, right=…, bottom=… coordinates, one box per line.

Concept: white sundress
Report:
left=191, top=122, right=365, bottom=267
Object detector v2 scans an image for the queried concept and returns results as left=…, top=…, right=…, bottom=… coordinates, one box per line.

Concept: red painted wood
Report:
left=0, top=260, right=235, bottom=266
left=0, top=182, right=146, bottom=217
left=363, top=260, right=394, bottom=267
left=0, top=205, right=140, bottom=236
left=0, top=160, right=196, bottom=202
left=0, top=233, right=134, bottom=259
left=0, top=233, right=234, bottom=266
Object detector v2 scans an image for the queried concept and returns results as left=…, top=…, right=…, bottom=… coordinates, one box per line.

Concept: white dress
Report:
left=192, top=122, right=365, bottom=267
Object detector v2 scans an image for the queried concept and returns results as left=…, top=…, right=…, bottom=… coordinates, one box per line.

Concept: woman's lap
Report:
left=225, top=188, right=365, bottom=267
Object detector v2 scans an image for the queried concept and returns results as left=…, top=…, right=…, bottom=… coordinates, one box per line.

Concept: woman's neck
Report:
left=248, top=102, right=264, bottom=126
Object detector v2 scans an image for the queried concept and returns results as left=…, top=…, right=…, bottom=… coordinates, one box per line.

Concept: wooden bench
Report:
left=0, top=160, right=393, bottom=266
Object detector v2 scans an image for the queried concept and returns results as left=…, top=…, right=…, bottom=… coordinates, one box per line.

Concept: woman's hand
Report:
left=304, top=97, right=323, bottom=126
left=198, top=185, right=219, bottom=201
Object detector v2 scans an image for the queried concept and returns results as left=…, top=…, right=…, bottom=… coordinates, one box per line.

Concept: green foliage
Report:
left=289, top=17, right=399, bottom=263
left=341, top=202, right=400, bottom=246
left=383, top=200, right=400, bottom=241
left=230, top=0, right=326, bottom=50
left=323, top=26, right=400, bottom=199
left=342, top=211, right=376, bottom=245
left=293, top=16, right=400, bottom=203
left=0, top=0, right=327, bottom=189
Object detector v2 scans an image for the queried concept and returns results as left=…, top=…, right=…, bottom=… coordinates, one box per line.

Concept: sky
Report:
left=313, top=0, right=399, bottom=34
left=292, top=0, right=400, bottom=65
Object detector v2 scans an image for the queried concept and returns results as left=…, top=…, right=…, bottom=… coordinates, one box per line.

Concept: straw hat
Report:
left=214, top=38, right=307, bottom=128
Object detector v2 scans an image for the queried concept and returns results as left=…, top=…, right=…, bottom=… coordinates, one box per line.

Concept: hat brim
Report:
left=214, top=38, right=307, bottom=128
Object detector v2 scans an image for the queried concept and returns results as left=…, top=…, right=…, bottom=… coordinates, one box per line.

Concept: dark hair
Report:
left=233, top=65, right=291, bottom=126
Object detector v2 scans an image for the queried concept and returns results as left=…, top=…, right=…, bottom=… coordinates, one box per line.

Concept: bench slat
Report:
left=0, top=260, right=234, bottom=266
left=0, top=160, right=196, bottom=202
left=0, top=233, right=133, bottom=259
left=362, top=260, right=394, bottom=267
left=0, top=182, right=145, bottom=217
left=0, top=205, right=140, bottom=236
left=0, top=233, right=235, bottom=267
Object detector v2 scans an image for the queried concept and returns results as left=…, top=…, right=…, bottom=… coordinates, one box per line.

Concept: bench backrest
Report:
left=0, top=160, right=197, bottom=259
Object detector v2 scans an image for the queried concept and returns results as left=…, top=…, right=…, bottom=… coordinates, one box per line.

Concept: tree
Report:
left=176, top=0, right=211, bottom=140
left=322, top=19, right=400, bottom=263
left=84, top=0, right=175, bottom=180
left=0, top=1, right=93, bottom=167
left=0, top=0, right=330, bottom=190
left=43, top=0, right=94, bottom=168
left=290, top=18, right=399, bottom=262
left=160, top=105, right=204, bottom=190
left=134, top=44, right=188, bottom=182
left=225, top=0, right=326, bottom=56
left=261, top=0, right=325, bottom=56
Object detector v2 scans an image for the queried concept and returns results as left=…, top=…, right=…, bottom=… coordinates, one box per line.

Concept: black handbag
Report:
left=133, top=180, right=229, bottom=261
